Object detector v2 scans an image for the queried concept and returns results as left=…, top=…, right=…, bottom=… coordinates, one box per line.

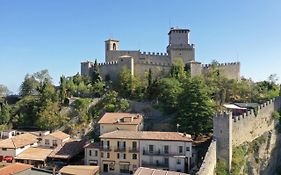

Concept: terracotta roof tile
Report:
left=98, top=113, right=143, bottom=125
left=59, top=165, right=99, bottom=175
left=15, top=147, right=53, bottom=161
left=134, top=167, right=189, bottom=175
left=100, top=131, right=192, bottom=142
left=48, top=131, right=69, bottom=140
left=0, top=163, right=32, bottom=175
left=0, top=133, right=38, bottom=149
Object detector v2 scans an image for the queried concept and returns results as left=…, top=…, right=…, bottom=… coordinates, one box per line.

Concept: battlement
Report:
left=140, top=51, right=168, bottom=56
left=201, top=62, right=240, bottom=69
left=137, top=60, right=172, bottom=67
left=98, top=61, right=119, bottom=66
left=233, top=98, right=277, bottom=122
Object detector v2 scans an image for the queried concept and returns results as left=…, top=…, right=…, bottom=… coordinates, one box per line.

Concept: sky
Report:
left=0, top=0, right=281, bottom=94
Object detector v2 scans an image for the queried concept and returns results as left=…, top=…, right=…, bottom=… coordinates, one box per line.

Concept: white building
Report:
left=0, top=133, right=39, bottom=158
left=85, top=130, right=192, bottom=174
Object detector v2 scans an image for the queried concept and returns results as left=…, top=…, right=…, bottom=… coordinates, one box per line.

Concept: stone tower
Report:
left=213, top=112, right=233, bottom=172
left=167, top=27, right=195, bottom=64
left=105, top=39, right=120, bottom=62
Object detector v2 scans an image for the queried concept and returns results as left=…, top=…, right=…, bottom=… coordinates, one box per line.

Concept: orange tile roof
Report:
left=100, top=131, right=192, bottom=142
left=98, top=113, right=143, bottom=125
left=0, top=133, right=38, bottom=149
left=15, top=147, right=53, bottom=161
left=48, top=131, right=70, bottom=140
left=134, top=167, right=189, bottom=175
left=0, top=163, right=32, bottom=175
left=59, top=165, right=99, bottom=175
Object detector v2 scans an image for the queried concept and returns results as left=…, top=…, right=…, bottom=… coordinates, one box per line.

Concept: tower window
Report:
left=113, top=43, right=116, bottom=50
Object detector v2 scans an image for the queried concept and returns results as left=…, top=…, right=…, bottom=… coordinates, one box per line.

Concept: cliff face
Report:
left=234, top=129, right=281, bottom=175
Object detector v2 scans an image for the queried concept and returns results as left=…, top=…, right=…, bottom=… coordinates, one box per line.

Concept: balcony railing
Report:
left=114, top=147, right=126, bottom=152
left=141, top=161, right=169, bottom=168
left=92, top=143, right=112, bottom=151
left=129, top=147, right=139, bottom=153
left=142, top=149, right=185, bottom=156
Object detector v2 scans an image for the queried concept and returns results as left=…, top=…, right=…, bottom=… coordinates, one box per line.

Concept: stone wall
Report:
left=202, top=62, right=240, bottom=80
left=232, top=97, right=281, bottom=146
left=134, top=61, right=172, bottom=79
left=197, top=140, right=217, bottom=175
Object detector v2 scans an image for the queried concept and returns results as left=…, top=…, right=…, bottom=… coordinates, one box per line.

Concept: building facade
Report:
left=81, top=27, right=240, bottom=82
left=98, top=113, right=144, bottom=135
left=84, top=130, right=192, bottom=174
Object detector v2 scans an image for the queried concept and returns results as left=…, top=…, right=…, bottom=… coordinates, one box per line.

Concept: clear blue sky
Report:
left=1, top=0, right=281, bottom=93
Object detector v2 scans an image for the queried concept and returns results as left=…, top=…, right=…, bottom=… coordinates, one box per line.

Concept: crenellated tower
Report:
left=167, top=27, right=195, bottom=64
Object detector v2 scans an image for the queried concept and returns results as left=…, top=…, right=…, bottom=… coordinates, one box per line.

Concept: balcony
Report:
left=142, top=149, right=185, bottom=156
left=92, top=143, right=112, bottom=151
left=129, top=147, right=139, bottom=153
left=114, top=147, right=126, bottom=152
left=141, top=161, right=169, bottom=169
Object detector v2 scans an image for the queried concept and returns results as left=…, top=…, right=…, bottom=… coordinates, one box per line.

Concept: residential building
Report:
left=0, top=133, right=38, bottom=158
left=134, top=167, right=189, bottom=175
left=15, top=147, right=53, bottom=167
left=85, top=130, right=192, bottom=174
left=41, top=131, right=70, bottom=148
left=59, top=165, right=99, bottom=175
left=98, top=113, right=144, bottom=135
left=84, top=142, right=100, bottom=166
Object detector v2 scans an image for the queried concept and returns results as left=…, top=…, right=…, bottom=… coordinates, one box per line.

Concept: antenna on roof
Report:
left=176, top=123, right=180, bottom=133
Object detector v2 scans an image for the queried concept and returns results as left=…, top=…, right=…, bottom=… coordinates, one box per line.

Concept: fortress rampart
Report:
left=212, top=96, right=281, bottom=172
left=201, top=62, right=240, bottom=80
left=197, top=140, right=217, bottom=175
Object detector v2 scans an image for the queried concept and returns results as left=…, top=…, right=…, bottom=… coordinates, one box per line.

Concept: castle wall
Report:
left=169, top=47, right=195, bottom=64
left=81, top=61, right=93, bottom=76
left=105, top=50, right=140, bottom=62
left=202, top=62, right=240, bottom=80
left=213, top=112, right=233, bottom=171
left=139, top=52, right=170, bottom=64
left=98, top=58, right=134, bottom=82
left=134, top=61, right=172, bottom=79
left=197, top=140, right=217, bottom=175
left=232, top=97, right=281, bottom=146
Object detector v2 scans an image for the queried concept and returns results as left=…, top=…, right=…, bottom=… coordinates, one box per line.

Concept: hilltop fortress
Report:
left=81, top=27, right=240, bottom=81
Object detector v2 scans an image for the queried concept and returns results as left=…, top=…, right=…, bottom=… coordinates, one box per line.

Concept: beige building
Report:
left=41, top=131, right=70, bottom=148
left=85, top=130, right=192, bottom=174
left=98, top=113, right=144, bottom=135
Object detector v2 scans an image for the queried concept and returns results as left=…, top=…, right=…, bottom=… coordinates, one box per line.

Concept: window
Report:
left=107, top=152, right=110, bottom=158
left=132, top=154, right=137, bottom=160
left=186, top=147, right=190, bottom=152
left=113, top=43, right=116, bottom=50
left=177, top=159, right=181, bottom=165
left=107, top=141, right=110, bottom=148
left=95, top=150, right=98, bottom=156
left=149, top=145, right=154, bottom=153
left=89, top=150, right=92, bottom=156
left=164, top=158, right=169, bottom=165
left=45, top=139, right=49, bottom=145
left=123, top=141, right=126, bottom=148
left=101, top=152, right=104, bottom=158
left=117, top=153, right=120, bottom=159
left=53, top=140, right=57, bottom=147
left=123, top=153, right=126, bottom=159
left=179, top=146, right=183, bottom=154
left=132, top=141, right=137, bottom=149
left=117, top=141, right=121, bottom=148
left=2, top=148, right=7, bottom=151
left=164, top=145, right=169, bottom=154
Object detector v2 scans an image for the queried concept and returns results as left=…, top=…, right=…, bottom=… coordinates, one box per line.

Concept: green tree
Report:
left=170, top=58, right=187, bottom=80
left=59, top=76, right=67, bottom=103
left=158, top=77, right=183, bottom=112
left=20, top=74, right=39, bottom=96
left=36, top=101, right=67, bottom=130
left=0, top=103, right=12, bottom=125
left=0, top=84, right=10, bottom=97
left=177, top=77, right=215, bottom=135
